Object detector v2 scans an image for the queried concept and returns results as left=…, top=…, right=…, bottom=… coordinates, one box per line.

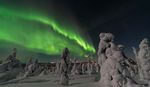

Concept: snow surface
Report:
left=0, top=73, right=99, bottom=87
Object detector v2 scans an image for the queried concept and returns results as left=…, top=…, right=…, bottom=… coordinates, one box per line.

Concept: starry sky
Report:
left=0, top=0, right=149, bottom=62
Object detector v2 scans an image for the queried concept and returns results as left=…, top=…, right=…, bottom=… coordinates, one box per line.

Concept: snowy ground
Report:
left=0, top=73, right=99, bottom=87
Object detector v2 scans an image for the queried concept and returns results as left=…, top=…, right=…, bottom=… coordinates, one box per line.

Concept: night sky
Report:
left=55, top=0, right=150, bottom=57
left=55, top=0, right=150, bottom=46
left=0, top=0, right=149, bottom=61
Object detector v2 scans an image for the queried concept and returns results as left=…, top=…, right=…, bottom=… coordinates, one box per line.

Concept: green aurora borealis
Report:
left=0, top=6, right=95, bottom=60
